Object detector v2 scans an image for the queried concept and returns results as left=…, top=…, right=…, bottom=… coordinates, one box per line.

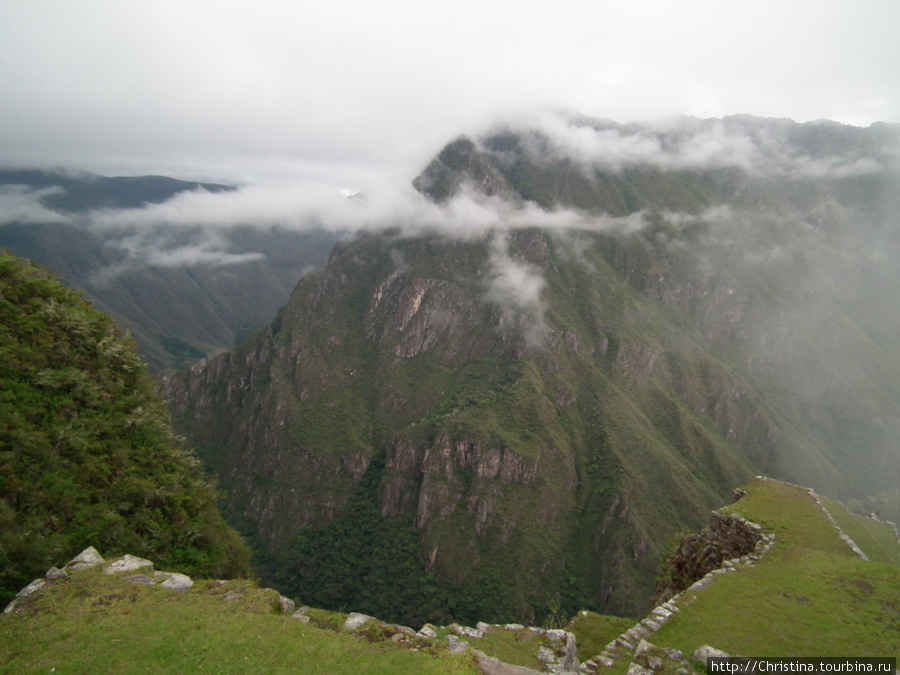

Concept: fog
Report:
left=4, top=112, right=896, bottom=326
left=3, top=107, right=900, bottom=497
left=1, top=1, right=898, bottom=187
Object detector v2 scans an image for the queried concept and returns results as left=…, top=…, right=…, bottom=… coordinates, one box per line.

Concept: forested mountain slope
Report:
left=165, top=115, right=900, bottom=622
left=0, top=250, right=252, bottom=606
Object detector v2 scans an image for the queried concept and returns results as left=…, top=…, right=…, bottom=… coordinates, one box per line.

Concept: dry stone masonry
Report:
left=581, top=497, right=777, bottom=673
left=754, top=476, right=883, bottom=561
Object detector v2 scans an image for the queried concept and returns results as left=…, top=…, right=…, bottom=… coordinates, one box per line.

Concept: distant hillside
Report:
left=166, top=115, right=900, bottom=624
left=0, top=250, right=253, bottom=606
left=0, top=170, right=337, bottom=370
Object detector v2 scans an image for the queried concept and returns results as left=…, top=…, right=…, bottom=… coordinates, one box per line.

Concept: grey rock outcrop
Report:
left=276, top=595, right=295, bottom=614
left=3, top=578, right=46, bottom=615
left=45, top=567, right=68, bottom=581
left=344, top=612, right=377, bottom=631
left=105, top=554, right=153, bottom=575
left=623, top=641, right=695, bottom=675
left=473, top=650, right=543, bottom=674
left=3, top=547, right=202, bottom=614
left=65, top=546, right=104, bottom=572
left=447, top=634, right=470, bottom=654
left=292, top=606, right=312, bottom=623
left=693, top=645, right=731, bottom=667
left=157, top=572, right=194, bottom=592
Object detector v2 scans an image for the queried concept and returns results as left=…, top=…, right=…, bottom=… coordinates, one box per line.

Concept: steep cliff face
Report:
left=166, top=116, right=900, bottom=623
left=167, top=227, right=790, bottom=619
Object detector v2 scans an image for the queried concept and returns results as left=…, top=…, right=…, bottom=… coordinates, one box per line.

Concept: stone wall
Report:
left=650, top=510, right=763, bottom=606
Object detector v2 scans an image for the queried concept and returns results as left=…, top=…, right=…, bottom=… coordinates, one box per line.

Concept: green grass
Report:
left=458, top=625, right=550, bottom=671
left=565, top=611, right=635, bottom=660
left=0, top=568, right=478, bottom=674
left=651, top=549, right=900, bottom=657
left=643, top=479, right=900, bottom=658
left=721, top=479, right=854, bottom=556
left=819, top=496, right=900, bottom=565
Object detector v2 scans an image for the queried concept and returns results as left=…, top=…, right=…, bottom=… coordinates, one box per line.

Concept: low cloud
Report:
left=499, top=112, right=893, bottom=178
left=114, top=229, right=266, bottom=268
left=84, top=179, right=647, bottom=238
left=77, top=177, right=650, bottom=277
left=483, top=230, right=547, bottom=347
left=0, top=185, right=72, bottom=225
left=5, top=112, right=894, bottom=284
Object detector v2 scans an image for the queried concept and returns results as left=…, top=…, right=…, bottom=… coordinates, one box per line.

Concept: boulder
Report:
left=693, top=645, right=731, bottom=667
left=277, top=595, right=295, bottom=614
left=105, top=554, right=153, bottom=575
left=538, top=646, right=557, bottom=664
left=451, top=622, right=485, bottom=638
left=447, top=635, right=470, bottom=654
left=3, top=578, right=47, bottom=614
left=65, top=546, right=104, bottom=571
left=343, top=612, right=377, bottom=631
left=45, top=567, right=68, bottom=581
left=292, top=607, right=312, bottom=623
left=158, top=572, right=193, bottom=592
left=16, top=578, right=46, bottom=599
left=473, top=650, right=543, bottom=674
left=418, top=625, right=438, bottom=638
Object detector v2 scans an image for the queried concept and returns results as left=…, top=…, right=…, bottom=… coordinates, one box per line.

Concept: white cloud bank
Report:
left=1, top=0, right=898, bottom=185
left=84, top=177, right=650, bottom=240
left=503, top=112, right=894, bottom=177
left=0, top=186, right=70, bottom=226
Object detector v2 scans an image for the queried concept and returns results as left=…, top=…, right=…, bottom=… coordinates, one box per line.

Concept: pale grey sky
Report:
left=1, top=0, right=897, bottom=187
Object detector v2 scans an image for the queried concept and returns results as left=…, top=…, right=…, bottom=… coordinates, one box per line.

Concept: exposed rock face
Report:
left=382, top=433, right=543, bottom=532
left=165, top=117, right=900, bottom=621
left=165, top=227, right=782, bottom=619
left=651, top=513, right=763, bottom=605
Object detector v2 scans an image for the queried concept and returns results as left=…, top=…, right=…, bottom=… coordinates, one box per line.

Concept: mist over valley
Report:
left=5, top=113, right=895, bottom=624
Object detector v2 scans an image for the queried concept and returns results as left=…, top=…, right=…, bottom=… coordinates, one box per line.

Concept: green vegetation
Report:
left=157, top=334, right=206, bottom=366
left=0, top=251, right=252, bottom=606
left=819, top=495, right=900, bottom=565
left=0, top=566, right=477, bottom=674
left=272, top=452, right=458, bottom=627
left=565, top=611, right=634, bottom=660
left=0, top=170, right=338, bottom=370
left=643, top=479, right=900, bottom=657
left=452, top=625, right=554, bottom=671
left=167, top=120, right=900, bottom=625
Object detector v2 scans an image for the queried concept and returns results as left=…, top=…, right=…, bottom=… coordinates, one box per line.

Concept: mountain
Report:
left=0, top=170, right=337, bottom=370
left=164, top=114, right=900, bottom=623
left=0, top=250, right=253, bottom=606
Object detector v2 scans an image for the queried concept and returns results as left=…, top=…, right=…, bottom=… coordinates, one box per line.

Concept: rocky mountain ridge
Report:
left=165, top=114, right=900, bottom=621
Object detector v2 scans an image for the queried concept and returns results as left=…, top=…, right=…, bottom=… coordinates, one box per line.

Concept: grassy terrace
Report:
left=4, top=478, right=899, bottom=673
left=644, top=478, right=900, bottom=660
left=0, top=569, right=477, bottom=674
left=819, top=495, right=900, bottom=565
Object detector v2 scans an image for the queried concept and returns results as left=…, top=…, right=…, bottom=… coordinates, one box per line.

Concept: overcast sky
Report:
left=1, top=0, right=897, bottom=188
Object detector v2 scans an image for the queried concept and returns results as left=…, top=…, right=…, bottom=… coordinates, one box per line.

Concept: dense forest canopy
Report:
left=0, top=250, right=252, bottom=605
